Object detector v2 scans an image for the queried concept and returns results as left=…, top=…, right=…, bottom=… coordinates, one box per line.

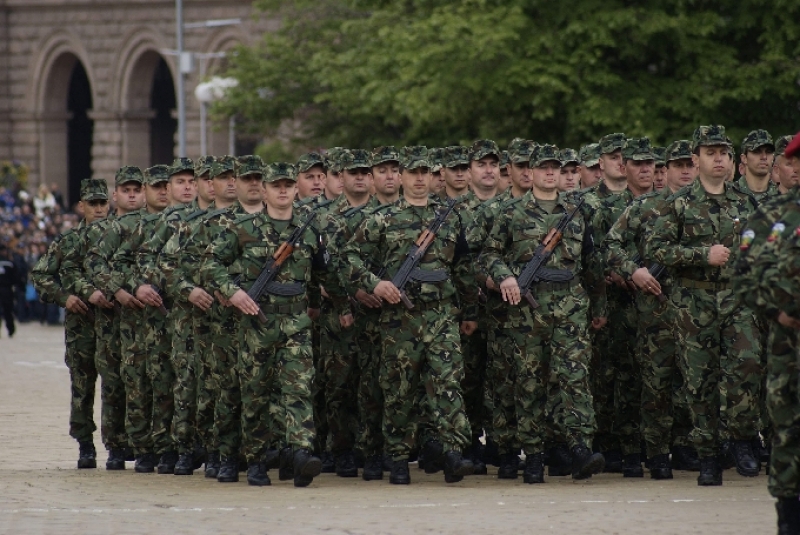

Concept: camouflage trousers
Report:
left=64, top=310, right=97, bottom=443
left=356, top=310, right=384, bottom=457
left=120, top=307, right=152, bottom=454
left=380, top=302, right=470, bottom=460
left=671, top=286, right=762, bottom=458
left=765, top=323, right=800, bottom=498
left=310, top=319, right=328, bottom=454
left=607, top=292, right=641, bottom=456
left=461, top=325, right=489, bottom=442
left=193, top=307, right=216, bottom=452
left=636, top=289, right=693, bottom=458
left=591, top=304, right=618, bottom=454
left=320, top=304, right=360, bottom=456
left=143, top=305, right=175, bottom=455
left=238, top=308, right=315, bottom=462
left=486, top=300, right=519, bottom=454
left=211, top=303, right=242, bottom=458
left=94, top=306, right=127, bottom=451
left=502, top=286, right=596, bottom=455
left=170, top=301, right=198, bottom=454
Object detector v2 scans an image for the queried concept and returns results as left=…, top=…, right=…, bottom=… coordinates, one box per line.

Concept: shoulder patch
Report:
left=740, top=229, right=756, bottom=250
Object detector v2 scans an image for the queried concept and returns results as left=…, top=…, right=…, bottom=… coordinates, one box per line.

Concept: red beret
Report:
left=786, top=132, right=800, bottom=158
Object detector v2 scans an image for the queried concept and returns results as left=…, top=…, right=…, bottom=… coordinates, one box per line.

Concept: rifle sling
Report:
left=408, top=268, right=449, bottom=283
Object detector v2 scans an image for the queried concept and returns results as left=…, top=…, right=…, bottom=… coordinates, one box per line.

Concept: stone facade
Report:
left=0, top=0, right=273, bottom=204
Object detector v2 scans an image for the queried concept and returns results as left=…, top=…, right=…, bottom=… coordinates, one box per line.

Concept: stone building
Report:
left=0, top=0, right=272, bottom=205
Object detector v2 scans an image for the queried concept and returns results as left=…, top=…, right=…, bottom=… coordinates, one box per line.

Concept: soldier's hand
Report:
left=214, top=291, right=232, bottom=307
left=708, top=244, right=731, bottom=266
left=188, top=287, right=214, bottom=312
left=355, top=289, right=382, bottom=308
left=65, top=295, right=89, bottom=315
left=321, top=286, right=330, bottom=299
left=339, top=313, right=354, bottom=328
left=460, top=321, right=478, bottom=336
left=485, top=277, right=497, bottom=291
left=114, top=289, right=144, bottom=309
left=374, top=281, right=402, bottom=304
left=229, top=289, right=260, bottom=316
left=135, top=285, right=163, bottom=307
left=499, top=277, right=521, bottom=305
left=591, top=316, right=607, bottom=330
left=631, top=267, right=661, bottom=295
left=777, top=311, right=800, bottom=330
left=308, top=308, right=321, bottom=321
left=88, top=290, right=114, bottom=309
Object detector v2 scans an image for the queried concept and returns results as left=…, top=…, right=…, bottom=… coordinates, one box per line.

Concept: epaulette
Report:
left=314, top=198, right=335, bottom=211
left=202, top=208, right=229, bottom=222
left=235, top=212, right=260, bottom=225
left=166, top=212, right=182, bottom=222
left=117, top=211, right=140, bottom=221
left=295, top=195, right=317, bottom=207
left=370, top=201, right=396, bottom=215
left=143, top=212, right=162, bottom=222
left=344, top=203, right=369, bottom=218
left=185, top=209, right=207, bottom=222
left=500, top=194, right=525, bottom=211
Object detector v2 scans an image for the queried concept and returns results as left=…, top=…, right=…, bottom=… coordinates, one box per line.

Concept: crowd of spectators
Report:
left=0, top=182, right=81, bottom=330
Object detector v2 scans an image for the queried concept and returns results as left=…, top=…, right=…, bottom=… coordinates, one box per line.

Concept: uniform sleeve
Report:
left=137, top=219, right=170, bottom=291
left=339, top=212, right=384, bottom=294
left=30, top=236, right=70, bottom=307
left=84, top=220, right=121, bottom=294
left=61, top=229, right=97, bottom=301
left=200, top=223, right=242, bottom=299
left=767, top=234, right=800, bottom=318
left=160, top=220, right=196, bottom=302
left=645, top=198, right=710, bottom=267
left=110, top=220, right=144, bottom=293
left=452, top=223, right=479, bottom=321
left=478, top=206, right=515, bottom=285
left=603, top=204, right=641, bottom=280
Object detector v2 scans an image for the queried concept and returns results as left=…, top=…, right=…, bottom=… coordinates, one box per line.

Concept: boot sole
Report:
left=697, top=478, right=722, bottom=486
left=134, top=466, right=154, bottom=473
left=105, top=462, right=125, bottom=470
left=216, top=476, right=239, bottom=482
left=362, top=473, right=383, bottom=481
left=299, top=458, right=322, bottom=478
left=157, top=467, right=175, bottom=475
left=389, top=477, right=410, bottom=485
left=173, top=468, right=194, bottom=475
left=247, top=478, right=271, bottom=486
left=735, top=467, right=760, bottom=477
left=574, top=455, right=605, bottom=480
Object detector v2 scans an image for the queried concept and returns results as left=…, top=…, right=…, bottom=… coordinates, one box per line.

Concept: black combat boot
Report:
left=443, top=450, right=474, bottom=483
left=320, top=450, right=335, bottom=473
left=697, top=456, right=722, bottom=486
left=649, top=453, right=673, bottom=480
left=77, top=441, right=97, bottom=469
left=157, top=451, right=179, bottom=474
left=204, top=451, right=221, bottom=478
left=335, top=450, right=358, bottom=478
left=362, top=454, right=384, bottom=481
left=622, top=453, right=644, bottom=477
left=466, top=435, right=487, bottom=475
left=547, top=444, right=572, bottom=477
left=246, top=461, right=271, bottom=486
left=671, top=445, right=700, bottom=471
left=293, top=448, right=322, bottom=488
left=216, top=456, right=240, bottom=482
left=134, top=452, right=156, bottom=473
left=422, top=439, right=444, bottom=475
left=173, top=453, right=194, bottom=475
left=106, top=449, right=126, bottom=471
left=730, top=440, right=760, bottom=477
left=483, top=438, right=501, bottom=467
left=497, top=452, right=519, bottom=480
left=278, top=447, right=294, bottom=481
left=523, top=453, right=545, bottom=484
left=382, top=453, right=393, bottom=472
left=263, top=448, right=280, bottom=470
left=603, top=449, right=623, bottom=473
left=776, top=497, right=800, bottom=535
left=572, top=445, right=605, bottom=480
left=124, top=447, right=135, bottom=462
left=389, top=460, right=411, bottom=485
left=191, top=444, right=207, bottom=470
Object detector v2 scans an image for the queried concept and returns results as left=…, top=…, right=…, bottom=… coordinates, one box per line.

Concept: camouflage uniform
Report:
left=644, top=126, right=761, bottom=467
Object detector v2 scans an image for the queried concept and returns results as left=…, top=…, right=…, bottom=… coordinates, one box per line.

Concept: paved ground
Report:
left=0, top=322, right=776, bottom=534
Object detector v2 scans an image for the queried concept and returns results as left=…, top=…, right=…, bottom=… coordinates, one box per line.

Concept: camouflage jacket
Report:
left=340, top=196, right=478, bottom=319
left=735, top=176, right=780, bottom=204
left=326, top=196, right=382, bottom=300
left=62, top=215, right=114, bottom=303
left=200, top=210, right=329, bottom=309
left=644, top=178, right=758, bottom=283
left=110, top=208, right=165, bottom=295
left=96, top=209, right=145, bottom=295
left=84, top=211, right=140, bottom=296
left=766, top=215, right=800, bottom=319
left=136, top=202, right=197, bottom=292
left=31, top=222, right=84, bottom=307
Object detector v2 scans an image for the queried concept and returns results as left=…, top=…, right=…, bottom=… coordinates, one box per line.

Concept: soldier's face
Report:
left=496, top=168, right=511, bottom=192
left=653, top=165, right=667, bottom=190
left=145, top=182, right=169, bottom=210
left=790, top=154, right=800, bottom=175
left=401, top=167, right=432, bottom=200
left=508, top=161, right=533, bottom=192
left=264, top=179, right=297, bottom=210
left=599, top=151, right=626, bottom=181
left=297, top=165, right=326, bottom=199
left=197, top=176, right=215, bottom=204
left=429, top=172, right=445, bottom=195
left=558, top=164, right=580, bottom=192
left=579, top=164, right=602, bottom=188
left=443, top=164, right=469, bottom=192
left=237, top=174, right=265, bottom=204
left=625, top=159, right=655, bottom=192
left=742, top=146, right=774, bottom=178
left=775, top=155, right=800, bottom=190
left=114, top=182, right=144, bottom=212
left=213, top=171, right=237, bottom=203
left=372, top=162, right=401, bottom=196
left=81, top=199, right=109, bottom=223
left=531, top=161, right=560, bottom=192
left=693, top=145, right=729, bottom=181
left=469, top=156, right=499, bottom=190
left=325, top=170, right=344, bottom=197
left=342, top=167, right=372, bottom=196
left=167, top=172, right=197, bottom=204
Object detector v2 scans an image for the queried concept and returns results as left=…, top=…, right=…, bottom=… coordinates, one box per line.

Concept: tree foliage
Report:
left=218, top=0, right=800, bottom=155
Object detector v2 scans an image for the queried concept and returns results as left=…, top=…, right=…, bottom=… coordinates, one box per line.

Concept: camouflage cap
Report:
left=507, top=137, right=527, bottom=153
left=429, top=147, right=445, bottom=173
left=442, top=146, right=470, bottom=168
left=236, top=155, right=265, bottom=177
left=324, top=147, right=347, bottom=173
left=622, top=137, right=655, bottom=161
left=653, top=146, right=666, bottom=166
left=532, top=144, right=561, bottom=167
left=559, top=148, right=580, bottom=167
left=296, top=152, right=326, bottom=173
left=499, top=150, right=509, bottom=168
left=775, top=135, right=795, bottom=156
left=210, top=155, right=236, bottom=178
left=740, top=129, right=774, bottom=154
left=579, top=143, right=601, bottom=167
left=400, top=146, right=430, bottom=170
left=691, top=125, right=729, bottom=151
left=469, top=139, right=501, bottom=161
left=194, top=156, right=215, bottom=177
left=371, top=146, right=401, bottom=167
left=665, top=140, right=693, bottom=162
left=339, top=148, right=372, bottom=171
left=168, top=157, right=195, bottom=177
left=145, top=165, right=171, bottom=185
left=264, top=162, right=297, bottom=183
left=508, top=139, right=537, bottom=164
left=80, top=178, right=109, bottom=201
left=114, top=165, right=144, bottom=186
left=598, top=133, right=627, bottom=155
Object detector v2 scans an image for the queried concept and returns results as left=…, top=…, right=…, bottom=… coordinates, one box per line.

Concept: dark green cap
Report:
left=168, top=157, right=195, bottom=177
left=579, top=143, right=601, bottom=167
left=559, top=148, right=580, bottom=166
left=195, top=156, right=215, bottom=177
left=237, top=155, right=265, bottom=177
left=532, top=144, right=561, bottom=166
left=80, top=178, right=109, bottom=201
left=665, top=140, right=693, bottom=162
left=296, top=152, right=326, bottom=173
left=499, top=150, right=509, bottom=168
left=400, top=146, right=430, bottom=170
left=324, top=147, right=347, bottom=173
left=340, top=149, right=372, bottom=170
left=371, top=146, right=401, bottom=167
left=115, top=166, right=144, bottom=186
left=145, top=165, right=171, bottom=185
left=692, top=125, right=730, bottom=151
left=469, top=139, right=500, bottom=161
left=653, top=146, right=666, bottom=166
left=210, top=156, right=236, bottom=178
left=740, top=129, right=774, bottom=154
left=264, top=162, right=297, bottom=183
left=775, top=135, right=794, bottom=156
left=443, top=146, right=470, bottom=168
left=509, top=140, right=537, bottom=164
left=599, top=133, right=627, bottom=155
left=429, top=147, right=445, bottom=172
left=622, top=137, right=655, bottom=161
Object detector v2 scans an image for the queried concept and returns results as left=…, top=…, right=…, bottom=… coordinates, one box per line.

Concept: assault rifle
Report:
left=151, top=285, right=169, bottom=315
left=247, top=211, right=317, bottom=323
left=516, top=198, right=584, bottom=309
left=391, top=198, right=458, bottom=309
left=628, top=254, right=668, bottom=303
